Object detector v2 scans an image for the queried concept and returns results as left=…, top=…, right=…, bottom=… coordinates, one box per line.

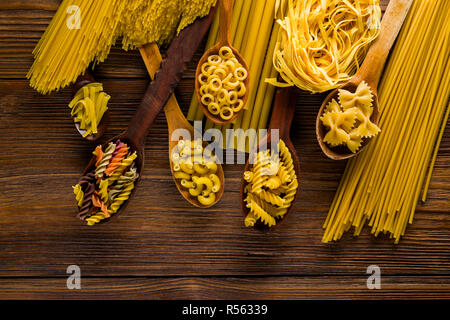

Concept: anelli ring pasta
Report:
left=199, top=46, right=247, bottom=121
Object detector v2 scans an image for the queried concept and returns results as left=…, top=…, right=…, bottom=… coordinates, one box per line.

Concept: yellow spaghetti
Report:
left=322, top=0, right=450, bottom=244
left=28, top=0, right=216, bottom=94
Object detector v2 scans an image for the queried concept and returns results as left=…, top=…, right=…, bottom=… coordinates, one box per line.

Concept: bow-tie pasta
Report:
left=320, top=81, right=380, bottom=153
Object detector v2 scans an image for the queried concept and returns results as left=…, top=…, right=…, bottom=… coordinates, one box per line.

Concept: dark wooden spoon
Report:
left=316, top=0, right=413, bottom=160
left=78, top=7, right=217, bottom=224
left=71, top=70, right=110, bottom=142
left=240, top=87, right=300, bottom=231
left=139, top=43, right=224, bottom=208
left=195, top=0, right=249, bottom=125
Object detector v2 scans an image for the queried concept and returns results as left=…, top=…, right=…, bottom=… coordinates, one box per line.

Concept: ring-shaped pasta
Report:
left=234, top=67, right=248, bottom=81
left=217, top=89, right=229, bottom=104
left=199, top=84, right=209, bottom=96
left=207, top=102, right=221, bottom=115
left=221, top=73, right=233, bottom=84
left=209, top=78, right=222, bottom=92
left=229, top=57, right=239, bottom=65
left=224, top=60, right=236, bottom=73
left=220, top=106, right=234, bottom=121
left=218, top=46, right=234, bottom=59
left=223, top=79, right=239, bottom=90
left=213, top=68, right=227, bottom=80
left=227, top=91, right=239, bottom=105
left=201, top=62, right=212, bottom=75
left=201, top=93, right=215, bottom=106
left=198, top=73, right=208, bottom=86
left=231, top=99, right=244, bottom=112
left=207, top=54, right=222, bottom=65
left=237, top=82, right=246, bottom=97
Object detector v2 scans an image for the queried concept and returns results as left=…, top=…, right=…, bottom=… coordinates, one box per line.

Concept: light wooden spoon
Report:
left=316, top=0, right=413, bottom=160
left=140, top=43, right=224, bottom=208
left=195, top=0, right=250, bottom=125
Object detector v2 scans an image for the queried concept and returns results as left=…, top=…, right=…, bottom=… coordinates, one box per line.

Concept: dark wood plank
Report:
left=0, top=276, right=448, bottom=300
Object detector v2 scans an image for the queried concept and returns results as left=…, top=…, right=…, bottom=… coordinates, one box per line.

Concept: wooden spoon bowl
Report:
left=72, top=70, right=110, bottom=142
left=240, top=87, right=300, bottom=231
left=77, top=9, right=216, bottom=224
left=195, top=0, right=249, bottom=125
left=316, top=0, right=413, bottom=160
left=140, top=43, right=224, bottom=208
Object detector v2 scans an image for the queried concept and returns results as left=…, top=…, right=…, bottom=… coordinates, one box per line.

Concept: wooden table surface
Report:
left=0, top=0, right=449, bottom=300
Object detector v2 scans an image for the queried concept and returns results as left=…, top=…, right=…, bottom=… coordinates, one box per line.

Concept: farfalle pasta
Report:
left=243, top=140, right=299, bottom=228
left=69, top=82, right=110, bottom=137
left=73, top=139, right=138, bottom=226
left=171, top=139, right=221, bottom=207
left=320, top=81, right=380, bottom=153
left=198, top=46, right=247, bottom=121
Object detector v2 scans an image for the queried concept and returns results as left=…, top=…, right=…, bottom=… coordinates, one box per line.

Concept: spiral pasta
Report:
left=94, top=142, right=116, bottom=179
left=199, top=46, right=247, bottom=121
left=243, top=139, right=299, bottom=228
left=105, top=142, right=129, bottom=176
left=320, top=81, right=380, bottom=152
left=171, top=139, right=222, bottom=207
left=74, top=139, right=138, bottom=225
left=72, top=184, right=84, bottom=207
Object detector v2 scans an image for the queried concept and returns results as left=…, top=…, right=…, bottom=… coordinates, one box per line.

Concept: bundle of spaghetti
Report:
left=322, top=0, right=450, bottom=244
left=186, top=0, right=286, bottom=152
left=267, top=0, right=381, bottom=93
left=28, top=0, right=217, bottom=94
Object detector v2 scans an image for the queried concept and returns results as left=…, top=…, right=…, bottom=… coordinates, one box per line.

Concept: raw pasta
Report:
left=69, top=82, right=110, bottom=137
left=171, top=139, right=221, bottom=207
left=28, top=0, right=217, bottom=94
left=322, top=0, right=450, bottom=243
left=74, top=140, right=139, bottom=225
left=199, top=46, right=247, bottom=121
left=320, top=81, right=380, bottom=152
left=268, top=0, right=381, bottom=93
left=243, top=139, right=299, bottom=227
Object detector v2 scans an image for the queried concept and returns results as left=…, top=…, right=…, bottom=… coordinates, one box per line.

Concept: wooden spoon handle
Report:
left=268, top=87, right=298, bottom=140
left=218, top=0, right=234, bottom=45
left=125, top=6, right=216, bottom=147
left=139, top=44, right=191, bottom=134
left=357, top=0, right=413, bottom=89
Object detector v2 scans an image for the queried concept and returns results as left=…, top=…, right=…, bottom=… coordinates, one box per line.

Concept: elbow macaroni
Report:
left=171, top=139, right=222, bottom=207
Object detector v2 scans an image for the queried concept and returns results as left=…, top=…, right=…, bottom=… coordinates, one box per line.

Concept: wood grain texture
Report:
left=0, top=0, right=449, bottom=299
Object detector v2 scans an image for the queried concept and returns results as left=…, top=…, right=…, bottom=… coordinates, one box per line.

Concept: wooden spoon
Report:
left=195, top=0, right=250, bottom=125
left=71, top=70, right=110, bottom=142
left=316, top=0, right=413, bottom=160
left=240, top=87, right=300, bottom=231
left=78, top=8, right=216, bottom=224
left=139, top=43, right=224, bottom=208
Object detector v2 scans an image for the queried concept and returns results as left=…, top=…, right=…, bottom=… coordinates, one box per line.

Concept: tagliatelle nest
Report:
left=267, top=0, right=381, bottom=93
